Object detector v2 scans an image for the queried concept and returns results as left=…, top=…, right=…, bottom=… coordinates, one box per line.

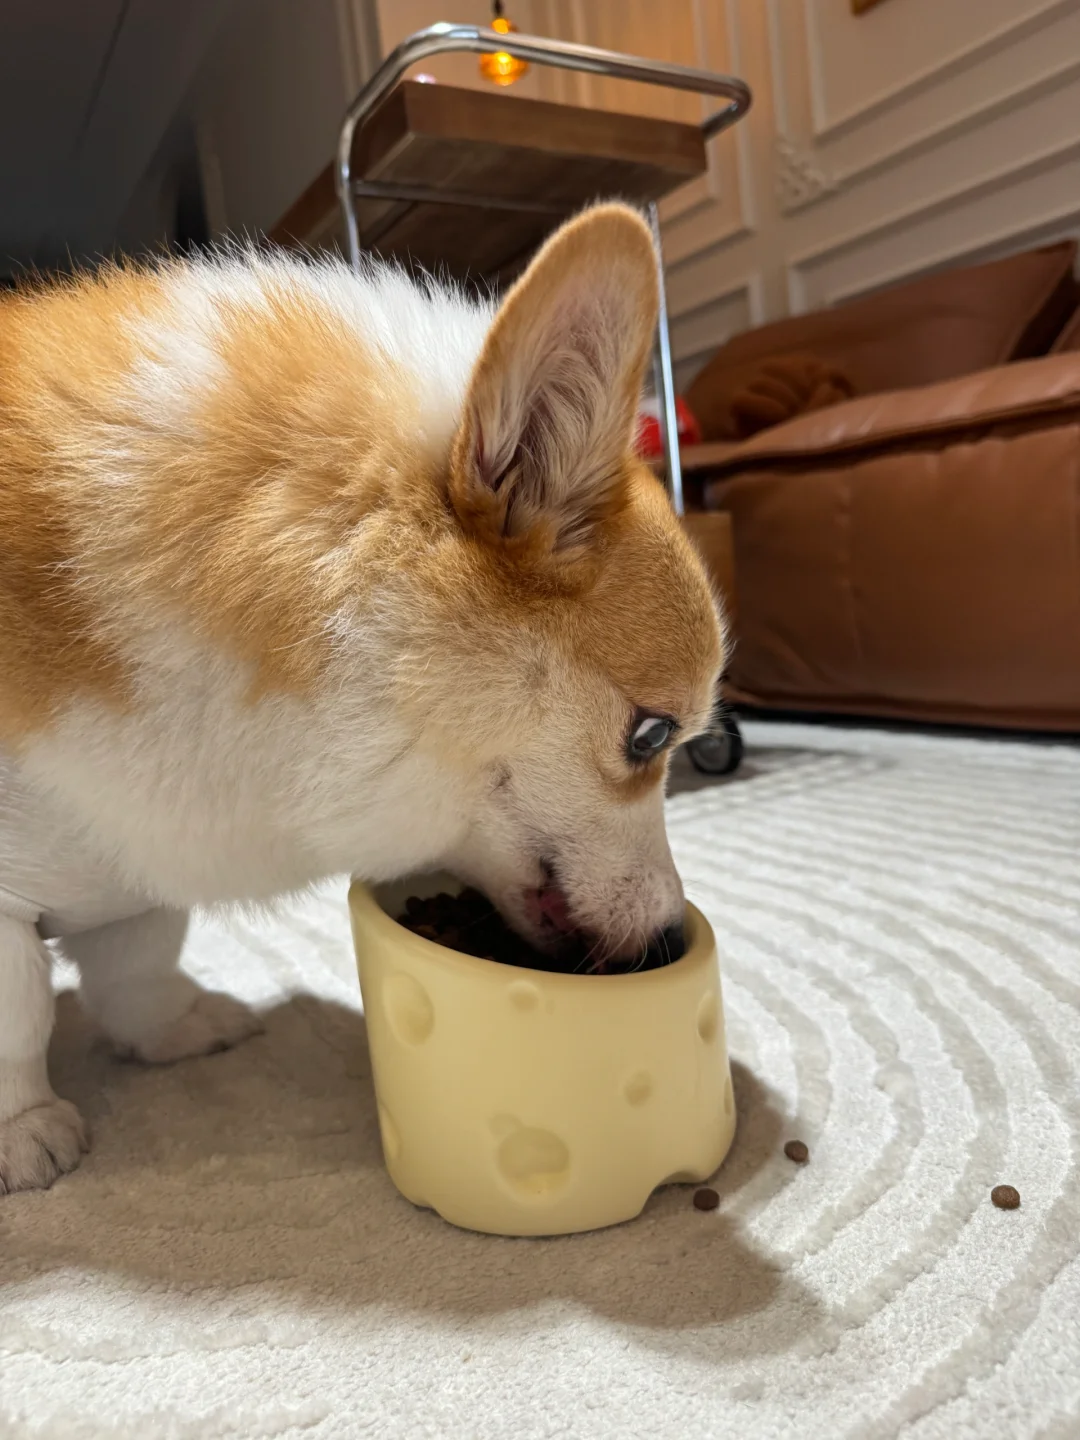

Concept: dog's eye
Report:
left=628, top=713, right=676, bottom=761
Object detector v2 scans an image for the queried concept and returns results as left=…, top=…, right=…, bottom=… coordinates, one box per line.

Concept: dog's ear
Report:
left=449, top=203, right=659, bottom=558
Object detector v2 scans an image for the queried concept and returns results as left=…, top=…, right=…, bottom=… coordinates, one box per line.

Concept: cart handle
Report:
left=335, top=22, right=752, bottom=269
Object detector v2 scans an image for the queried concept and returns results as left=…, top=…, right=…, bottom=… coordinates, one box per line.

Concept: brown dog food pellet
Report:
left=693, top=1187, right=720, bottom=1211
left=991, top=1184, right=1020, bottom=1210
left=784, top=1140, right=810, bottom=1164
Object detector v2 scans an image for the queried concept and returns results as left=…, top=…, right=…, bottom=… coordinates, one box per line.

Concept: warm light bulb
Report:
left=479, top=12, right=529, bottom=86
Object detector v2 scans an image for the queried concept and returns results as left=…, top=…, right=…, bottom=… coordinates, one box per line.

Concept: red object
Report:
left=636, top=395, right=702, bottom=458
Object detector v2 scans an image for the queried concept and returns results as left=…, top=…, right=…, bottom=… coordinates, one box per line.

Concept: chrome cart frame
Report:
left=335, top=22, right=750, bottom=518
left=335, top=25, right=751, bottom=776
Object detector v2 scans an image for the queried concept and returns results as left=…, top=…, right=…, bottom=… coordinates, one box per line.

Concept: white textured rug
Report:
left=2, top=721, right=1078, bottom=1439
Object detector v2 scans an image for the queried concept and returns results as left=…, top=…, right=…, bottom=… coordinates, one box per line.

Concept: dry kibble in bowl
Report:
left=397, top=890, right=556, bottom=970
left=397, top=889, right=670, bottom=974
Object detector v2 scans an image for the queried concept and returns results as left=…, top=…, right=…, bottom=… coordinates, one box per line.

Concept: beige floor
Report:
left=2, top=721, right=1078, bottom=1439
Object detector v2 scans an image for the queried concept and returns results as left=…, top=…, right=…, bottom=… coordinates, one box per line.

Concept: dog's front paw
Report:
left=115, top=990, right=264, bottom=1065
left=0, top=1099, right=89, bottom=1194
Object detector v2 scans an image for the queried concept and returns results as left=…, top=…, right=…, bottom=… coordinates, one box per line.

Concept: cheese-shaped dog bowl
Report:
left=348, top=873, right=736, bottom=1236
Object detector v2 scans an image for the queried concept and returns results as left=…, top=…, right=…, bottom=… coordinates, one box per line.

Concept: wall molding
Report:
left=786, top=136, right=1080, bottom=308
left=663, top=175, right=716, bottom=226
left=804, top=0, right=1074, bottom=141
left=769, top=49, right=1080, bottom=220
left=518, top=1, right=1080, bottom=364
left=826, top=200, right=1080, bottom=309
left=664, top=213, right=754, bottom=271
left=669, top=272, right=758, bottom=324
left=825, top=50, right=1080, bottom=194
left=774, top=135, right=839, bottom=213
left=788, top=200, right=1080, bottom=316
left=789, top=133, right=1080, bottom=275
left=670, top=274, right=758, bottom=379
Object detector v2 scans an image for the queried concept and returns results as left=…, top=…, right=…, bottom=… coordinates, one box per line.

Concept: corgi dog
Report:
left=0, top=203, right=724, bottom=1194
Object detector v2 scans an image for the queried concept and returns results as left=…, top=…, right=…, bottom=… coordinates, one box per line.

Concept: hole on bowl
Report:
left=496, top=1127, right=571, bottom=1200
left=723, top=1074, right=734, bottom=1116
left=623, top=1070, right=653, bottom=1106
left=697, top=992, right=719, bottom=1043
left=383, top=972, right=435, bottom=1045
left=508, top=980, right=541, bottom=1011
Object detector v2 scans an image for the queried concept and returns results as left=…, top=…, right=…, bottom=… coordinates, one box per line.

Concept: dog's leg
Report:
left=67, top=908, right=263, bottom=1064
left=0, top=915, right=88, bottom=1193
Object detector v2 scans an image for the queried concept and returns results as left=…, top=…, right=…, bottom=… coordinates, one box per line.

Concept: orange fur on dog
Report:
left=0, top=204, right=724, bottom=1194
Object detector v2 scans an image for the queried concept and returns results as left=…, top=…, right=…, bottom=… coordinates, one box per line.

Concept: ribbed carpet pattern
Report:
left=1, top=721, right=1078, bottom=1439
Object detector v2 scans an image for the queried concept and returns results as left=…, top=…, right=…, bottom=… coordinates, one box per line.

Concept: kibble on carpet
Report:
left=1, top=720, right=1078, bottom=1439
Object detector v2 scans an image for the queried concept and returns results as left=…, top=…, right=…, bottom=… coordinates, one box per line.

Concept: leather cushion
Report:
left=696, top=353, right=1080, bottom=730
left=687, top=242, right=1079, bottom=441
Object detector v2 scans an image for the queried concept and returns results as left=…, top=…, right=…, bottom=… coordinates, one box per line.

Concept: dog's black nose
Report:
left=657, top=920, right=686, bottom=964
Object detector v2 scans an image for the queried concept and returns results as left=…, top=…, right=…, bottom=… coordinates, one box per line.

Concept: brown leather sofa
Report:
left=679, top=243, right=1080, bottom=732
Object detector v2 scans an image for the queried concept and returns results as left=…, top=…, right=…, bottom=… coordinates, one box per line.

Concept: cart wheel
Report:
left=688, top=710, right=744, bottom=776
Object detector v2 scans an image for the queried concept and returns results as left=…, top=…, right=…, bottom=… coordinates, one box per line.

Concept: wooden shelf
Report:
left=271, top=79, right=707, bottom=283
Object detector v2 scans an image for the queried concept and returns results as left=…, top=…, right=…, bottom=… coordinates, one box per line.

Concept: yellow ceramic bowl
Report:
left=348, top=873, right=735, bottom=1236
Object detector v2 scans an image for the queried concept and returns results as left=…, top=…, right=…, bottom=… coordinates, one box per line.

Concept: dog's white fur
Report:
left=0, top=205, right=723, bottom=1193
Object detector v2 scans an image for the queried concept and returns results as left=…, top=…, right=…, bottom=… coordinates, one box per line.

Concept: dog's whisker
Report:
left=657, top=929, right=672, bottom=968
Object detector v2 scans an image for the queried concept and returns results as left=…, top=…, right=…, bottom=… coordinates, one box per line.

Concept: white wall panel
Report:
left=536, top=0, right=1080, bottom=380
left=199, top=0, right=1080, bottom=384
